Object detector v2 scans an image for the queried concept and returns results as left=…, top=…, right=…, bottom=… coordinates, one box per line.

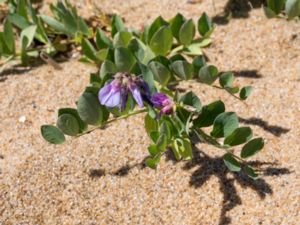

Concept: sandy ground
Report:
left=0, top=0, right=300, bottom=224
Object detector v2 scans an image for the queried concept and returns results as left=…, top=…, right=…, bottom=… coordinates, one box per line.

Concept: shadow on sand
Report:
left=239, top=117, right=290, bottom=137
left=89, top=145, right=290, bottom=225
left=212, top=0, right=265, bottom=25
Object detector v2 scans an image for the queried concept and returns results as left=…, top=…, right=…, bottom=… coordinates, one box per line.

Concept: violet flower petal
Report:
left=130, top=85, right=144, bottom=107
left=151, top=93, right=169, bottom=108
left=119, top=87, right=129, bottom=111
left=98, top=83, right=121, bottom=107
left=160, top=105, right=173, bottom=115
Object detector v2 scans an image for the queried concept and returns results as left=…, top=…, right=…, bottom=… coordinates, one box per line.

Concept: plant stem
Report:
left=194, top=128, right=247, bottom=163
left=212, top=85, right=248, bottom=106
left=76, top=108, right=148, bottom=137
left=0, top=55, right=14, bottom=67
left=168, top=45, right=184, bottom=56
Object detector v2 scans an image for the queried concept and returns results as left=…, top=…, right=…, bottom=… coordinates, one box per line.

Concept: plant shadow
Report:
left=166, top=146, right=290, bottom=225
left=231, top=70, right=263, bottom=79
left=89, top=145, right=290, bottom=225
left=0, top=51, right=71, bottom=80
left=239, top=117, right=290, bottom=137
left=88, top=158, right=147, bottom=179
left=212, top=0, right=265, bottom=25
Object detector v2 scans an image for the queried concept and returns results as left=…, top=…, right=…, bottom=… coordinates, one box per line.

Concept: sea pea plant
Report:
left=264, top=0, right=300, bottom=19
left=0, top=0, right=108, bottom=66
left=40, top=9, right=265, bottom=180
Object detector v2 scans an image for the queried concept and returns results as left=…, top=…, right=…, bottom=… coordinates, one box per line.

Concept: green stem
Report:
left=194, top=128, right=247, bottom=163
left=168, top=45, right=184, bottom=56
left=76, top=108, right=147, bottom=137
left=212, top=85, right=248, bottom=106
left=0, top=55, right=14, bottom=67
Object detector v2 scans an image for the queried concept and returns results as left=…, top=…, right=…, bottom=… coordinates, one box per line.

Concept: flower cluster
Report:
left=98, top=73, right=174, bottom=116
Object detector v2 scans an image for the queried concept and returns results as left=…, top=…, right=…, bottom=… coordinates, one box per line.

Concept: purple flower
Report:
left=98, top=72, right=150, bottom=111
left=99, top=80, right=122, bottom=107
left=129, top=83, right=143, bottom=107
left=150, top=93, right=174, bottom=116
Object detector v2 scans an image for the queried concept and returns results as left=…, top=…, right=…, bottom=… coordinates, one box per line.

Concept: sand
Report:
left=0, top=0, right=299, bottom=224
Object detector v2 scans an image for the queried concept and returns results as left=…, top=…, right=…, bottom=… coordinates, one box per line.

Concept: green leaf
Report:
left=96, top=29, right=112, bottom=49
left=57, top=114, right=80, bottom=136
left=198, top=65, right=219, bottom=85
left=145, top=156, right=161, bottom=169
left=20, top=25, right=37, bottom=64
left=17, top=0, right=28, bottom=20
left=172, top=60, right=194, bottom=80
left=244, top=165, right=259, bottom=180
left=176, top=106, right=192, bottom=129
left=148, top=61, right=171, bottom=86
left=114, top=47, right=136, bottom=72
left=147, top=16, right=168, bottom=43
left=150, top=55, right=171, bottom=67
left=156, top=133, right=168, bottom=151
left=40, top=15, right=67, bottom=34
left=263, top=6, right=278, bottom=18
left=180, top=91, right=202, bottom=112
left=90, top=73, right=102, bottom=87
left=81, top=38, right=100, bottom=64
left=219, top=72, right=234, bottom=88
left=20, top=25, right=37, bottom=49
left=210, top=112, right=239, bottom=138
left=148, top=144, right=159, bottom=157
left=223, top=153, right=241, bottom=172
left=197, top=12, right=214, bottom=37
left=192, top=55, right=206, bottom=71
left=193, top=100, right=225, bottom=127
left=241, top=138, right=264, bottom=158
left=160, top=121, right=171, bottom=140
left=149, top=26, right=173, bottom=56
left=128, top=39, right=156, bottom=64
left=179, top=19, right=195, bottom=46
left=183, top=42, right=204, bottom=56
left=150, top=131, right=159, bottom=143
left=111, top=14, right=125, bottom=37
left=8, top=14, right=30, bottom=29
left=79, top=18, right=91, bottom=37
left=267, top=0, right=286, bottom=14
left=4, top=20, right=15, bottom=54
left=139, top=63, right=157, bottom=94
left=35, top=17, right=49, bottom=44
left=224, top=127, right=253, bottom=146
left=169, top=13, right=185, bottom=40
left=285, top=0, right=300, bottom=19
left=58, top=108, right=87, bottom=133
left=226, top=86, right=240, bottom=94
left=173, top=138, right=193, bottom=160
left=144, top=114, right=158, bottom=136
left=99, top=60, right=117, bottom=79
left=77, top=92, right=109, bottom=125
left=41, top=125, right=66, bottom=144
left=169, top=54, right=185, bottom=63
left=95, top=49, right=109, bottom=62
left=113, top=31, right=132, bottom=48
left=239, top=86, right=252, bottom=100
left=171, top=140, right=181, bottom=160
left=53, top=1, right=81, bottom=37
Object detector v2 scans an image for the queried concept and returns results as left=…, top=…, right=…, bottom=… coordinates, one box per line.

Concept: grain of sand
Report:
left=0, top=0, right=300, bottom=224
